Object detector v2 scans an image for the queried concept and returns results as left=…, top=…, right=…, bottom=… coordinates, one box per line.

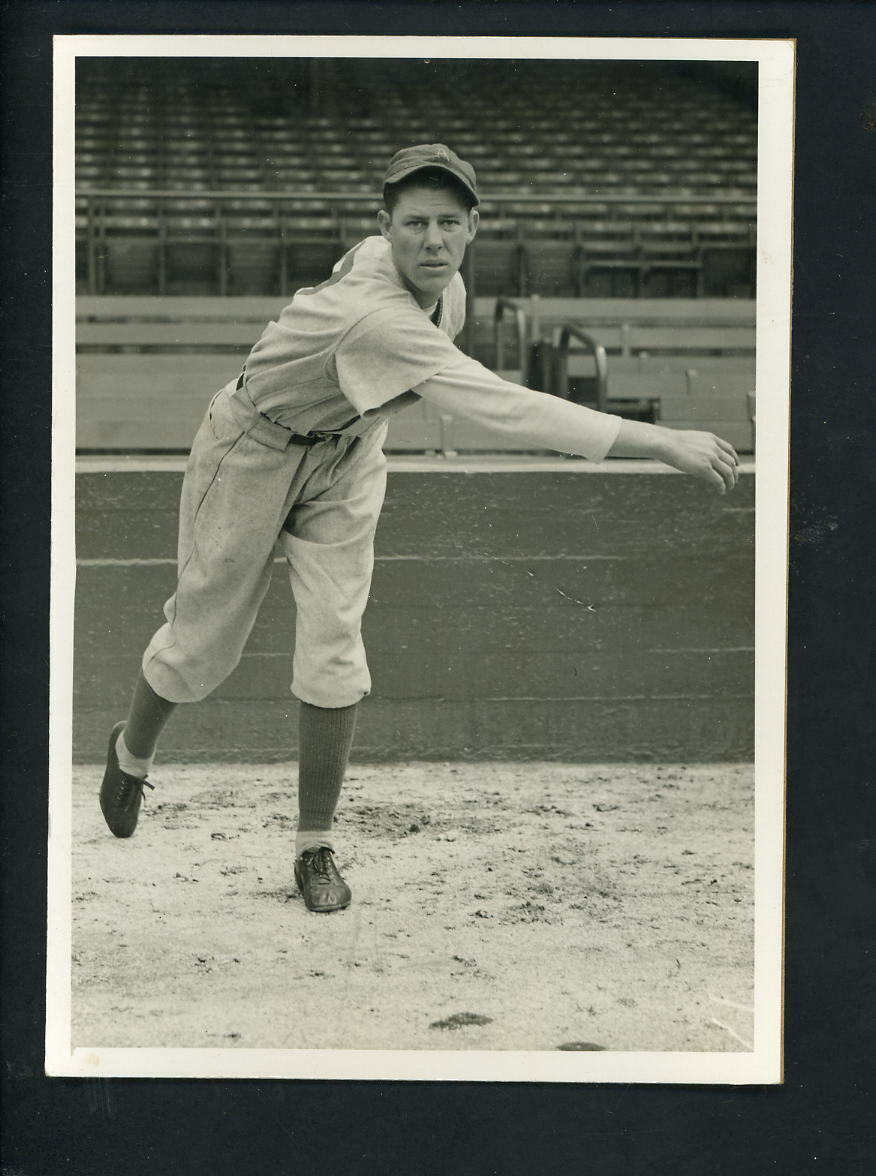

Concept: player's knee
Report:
left=291, top=646, right=371, bottom=709
left=293, top=680, right=371, bottom=709
left=144, top=646, right=245, bottom=704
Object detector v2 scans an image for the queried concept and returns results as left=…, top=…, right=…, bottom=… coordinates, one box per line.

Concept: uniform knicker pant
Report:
left=142, top=382, right=388, bottom=709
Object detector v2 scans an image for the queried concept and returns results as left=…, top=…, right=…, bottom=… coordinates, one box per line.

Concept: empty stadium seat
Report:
left=574, top=221, right=643, bottom=298
left=469, top=221, right=526, bottom=297
left=635, top=222, right=703, bottom=298
left=518, top=221, right=578, bottom=298
left=278, top=214, right=343, bottom=294
left=696, top=222, right=757, bottom=297
left=75, top=59, right=756, bottom=299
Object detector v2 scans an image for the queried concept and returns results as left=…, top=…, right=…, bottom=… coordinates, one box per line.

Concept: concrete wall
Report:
left=73, top=464, right=754, bottom=762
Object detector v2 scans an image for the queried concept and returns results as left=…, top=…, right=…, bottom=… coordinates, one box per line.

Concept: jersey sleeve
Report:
left=414, top=354, right=623, bottom=463
left=334, top=306, right=467, bottom=416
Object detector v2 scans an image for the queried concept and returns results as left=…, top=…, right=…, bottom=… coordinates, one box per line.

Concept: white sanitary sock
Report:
left=295, top=831, right=336, bottom=858
left=116, top=730, right=153, bottom=779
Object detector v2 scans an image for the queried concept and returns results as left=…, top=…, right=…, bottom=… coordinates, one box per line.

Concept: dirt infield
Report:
left=71, top=761, right=754, bottom=1055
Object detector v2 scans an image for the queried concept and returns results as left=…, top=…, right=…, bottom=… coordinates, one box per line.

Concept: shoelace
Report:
left=118, top=772, right=155, bottom=808
left=303, top=847, right=335, bottom=880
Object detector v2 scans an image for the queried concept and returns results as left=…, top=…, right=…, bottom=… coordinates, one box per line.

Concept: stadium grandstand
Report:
left=73, top=56, right=757, bottom=766
left=75, top=56, right=757, bottom=453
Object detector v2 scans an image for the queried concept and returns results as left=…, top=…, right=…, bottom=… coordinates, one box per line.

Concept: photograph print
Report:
left=48, top=36, right=792, bottom=1083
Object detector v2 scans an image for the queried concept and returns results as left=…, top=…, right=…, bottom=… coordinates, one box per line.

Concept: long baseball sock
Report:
left=295, top=700, right=358, bottom=858
left=116, top=670, right=177, bottom=778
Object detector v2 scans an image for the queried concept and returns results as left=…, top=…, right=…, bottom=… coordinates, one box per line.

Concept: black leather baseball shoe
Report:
left=99, top=721, right=154, bottom=838
left=294, top=846, right=352, bottom=913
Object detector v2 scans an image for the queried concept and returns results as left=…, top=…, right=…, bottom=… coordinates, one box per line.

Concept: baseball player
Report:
left=99, top=144, right=739, bottom=913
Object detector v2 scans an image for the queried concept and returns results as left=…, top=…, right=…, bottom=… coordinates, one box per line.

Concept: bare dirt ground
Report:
left=71, top=762, right=754, bottom=1055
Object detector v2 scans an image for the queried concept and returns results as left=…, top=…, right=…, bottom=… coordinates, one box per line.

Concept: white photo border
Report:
left=47, top=33, right=793, bottom=1083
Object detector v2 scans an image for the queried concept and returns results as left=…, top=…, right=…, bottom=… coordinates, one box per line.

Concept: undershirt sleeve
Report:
left=414, top=355, right=623, bottom=463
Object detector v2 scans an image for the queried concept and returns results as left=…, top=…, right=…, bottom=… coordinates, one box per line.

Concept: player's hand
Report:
left=660, top=428, right=740, bottom=494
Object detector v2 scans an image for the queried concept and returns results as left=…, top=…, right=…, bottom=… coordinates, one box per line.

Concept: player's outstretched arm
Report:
left=608, top=418, right=740, bottom=495
left=412, top=355, right=739, bottom=491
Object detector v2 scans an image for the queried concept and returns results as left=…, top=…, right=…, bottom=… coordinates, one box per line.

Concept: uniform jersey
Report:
left=242, top=234, right=623, bottom=463
left=243, top=235, right=467, bottom=437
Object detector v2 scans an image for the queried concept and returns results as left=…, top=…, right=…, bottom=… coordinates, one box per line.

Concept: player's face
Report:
left=378, top=186, right=479, bottom=309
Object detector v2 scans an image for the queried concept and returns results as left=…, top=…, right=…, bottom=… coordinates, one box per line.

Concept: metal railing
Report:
left=493, top=297, right=528, bottom=376
left=554, top=324, right=609, bottom=412
left=76, top=187, right=757, bottom=297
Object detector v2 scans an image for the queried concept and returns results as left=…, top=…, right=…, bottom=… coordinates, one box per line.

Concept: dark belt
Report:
left=235, top=371, right=321, bottom=447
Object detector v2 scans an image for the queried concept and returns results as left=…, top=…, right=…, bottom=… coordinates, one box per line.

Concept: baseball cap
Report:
left=383, top=143, right=479, bottom=206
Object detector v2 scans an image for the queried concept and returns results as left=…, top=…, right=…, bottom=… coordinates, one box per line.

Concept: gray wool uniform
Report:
left=142, top=236, right=622, bottom=709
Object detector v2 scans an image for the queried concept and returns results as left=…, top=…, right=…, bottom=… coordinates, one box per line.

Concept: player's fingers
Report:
left=714, top=454, right=736, bottom=492
left=716, top=437, right=739, bottom=466
left=717, top=451, right=739, bottom=487
left=704, top=464, right=726, bottom=494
